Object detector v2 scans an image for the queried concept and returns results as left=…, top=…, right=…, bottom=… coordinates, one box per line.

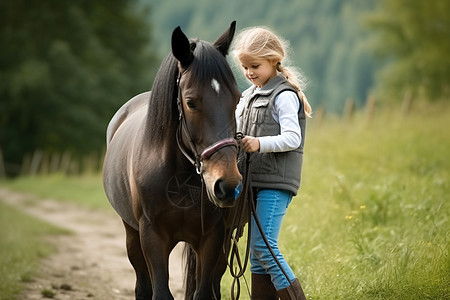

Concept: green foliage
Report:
left=144, top=0, right=377, bottom=112
left=0, top=202, right=67, bottom=299
left=365, top=0, right=450, bottom=102
left=0, top=0, right=156, bottom=174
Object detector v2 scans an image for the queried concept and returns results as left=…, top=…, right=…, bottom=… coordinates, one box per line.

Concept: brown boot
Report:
left=276, top=278, right=306, bottom=300
left=251, top=273, right=278, bottom=300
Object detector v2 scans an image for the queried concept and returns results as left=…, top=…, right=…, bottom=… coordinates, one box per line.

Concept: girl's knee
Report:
left=252, top=245, right=280, bottom=266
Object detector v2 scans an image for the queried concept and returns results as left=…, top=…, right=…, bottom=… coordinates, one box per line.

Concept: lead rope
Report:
left=228, top=132, right=296, bottom=299
left=227, top=133, right=253, bottom=299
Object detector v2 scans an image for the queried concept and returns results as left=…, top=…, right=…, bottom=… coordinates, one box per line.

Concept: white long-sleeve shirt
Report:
left=236, top=90, right=302, bottom=153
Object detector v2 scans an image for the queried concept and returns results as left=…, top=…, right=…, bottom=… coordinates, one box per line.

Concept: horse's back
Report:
left=106, top=91, right=151, bottom=145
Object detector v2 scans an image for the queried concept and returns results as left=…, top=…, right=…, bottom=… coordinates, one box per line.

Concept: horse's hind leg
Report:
left=123, top=221, right=152, bottom=299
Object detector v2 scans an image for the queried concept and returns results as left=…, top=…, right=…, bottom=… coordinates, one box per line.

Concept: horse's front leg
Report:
left=195, top=228, right=227, bottom=299
left=140, top=219, right=174, bottom=299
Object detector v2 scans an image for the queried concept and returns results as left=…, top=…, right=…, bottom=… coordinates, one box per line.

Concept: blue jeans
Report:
left=250, top=188, right=296, bottom=290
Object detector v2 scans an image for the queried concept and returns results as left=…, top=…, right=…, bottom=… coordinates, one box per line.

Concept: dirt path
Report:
left=0, top=188, right=185, bottom=300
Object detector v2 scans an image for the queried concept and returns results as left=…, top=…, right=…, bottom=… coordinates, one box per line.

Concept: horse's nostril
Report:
left=214, top=179, right=236, bottom=201
left=214, top=180, right=227, bottom=200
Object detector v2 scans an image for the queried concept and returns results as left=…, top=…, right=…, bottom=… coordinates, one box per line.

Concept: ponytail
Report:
left=277, top=63, right=312, bottom=118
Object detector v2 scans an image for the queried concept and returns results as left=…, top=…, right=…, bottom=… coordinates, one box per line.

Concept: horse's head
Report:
left=171, top=22, right=242, bottom=208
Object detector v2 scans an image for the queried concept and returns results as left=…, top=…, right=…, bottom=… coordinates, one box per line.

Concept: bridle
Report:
left=175, top=70, right=239, bottom=236
left=175, top=71, right=238, bottom=175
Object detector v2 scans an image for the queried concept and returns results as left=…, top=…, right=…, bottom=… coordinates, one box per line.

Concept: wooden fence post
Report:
left=29, top=149, right=43, bottom=176
left=365, top=96, right=376, bottom=124
left=343, top=98, right=355, bottom=122
left=83, top=153, right=98, bottom=174
left=402, top=90, right=413, bottom=116
left=50, top=152, right=60, bottom=173
left=69, top=159, right=80, bottom=174
left=314, top=106, right=325, bottom=128
left=21, top=154, right=31, bottom=175
left=0, top=148, right=5, bottom=178
left=60, top=152, right=71, bottom=174
left=40, top=152, right=49, bottom=174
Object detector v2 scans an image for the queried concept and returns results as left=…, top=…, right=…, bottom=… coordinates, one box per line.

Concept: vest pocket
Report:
left=252, top=152, right=277, bottom=174
left=251, top=99, right=270, bottom=124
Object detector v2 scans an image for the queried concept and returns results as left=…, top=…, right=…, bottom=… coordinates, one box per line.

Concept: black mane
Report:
left=145, top=52, right=179, bottom=144
left=145, top=40, right=240, bottom=145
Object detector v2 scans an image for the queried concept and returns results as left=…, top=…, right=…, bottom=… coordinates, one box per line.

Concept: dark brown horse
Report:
left=103, top=22, right=242, bottom=299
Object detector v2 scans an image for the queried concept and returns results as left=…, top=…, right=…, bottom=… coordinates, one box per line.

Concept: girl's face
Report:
left=239, top=55, right=278, bottom=88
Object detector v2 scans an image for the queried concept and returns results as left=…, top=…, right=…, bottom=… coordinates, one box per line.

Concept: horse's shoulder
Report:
left=106, top=91, right=151, bottom=145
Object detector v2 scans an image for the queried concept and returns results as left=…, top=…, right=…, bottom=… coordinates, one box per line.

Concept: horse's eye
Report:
left=186, top=99, right=196, bottom=110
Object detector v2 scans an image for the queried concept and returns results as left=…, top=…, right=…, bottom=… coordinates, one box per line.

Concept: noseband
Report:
left=176, top=72, right=238, bottom=174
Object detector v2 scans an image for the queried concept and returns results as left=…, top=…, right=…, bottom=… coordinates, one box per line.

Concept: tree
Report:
left=366, top=0, right=450, bottom=101
left=0, top=0, right=156, bottom=175
left=146, top=0, right=377, bottom=113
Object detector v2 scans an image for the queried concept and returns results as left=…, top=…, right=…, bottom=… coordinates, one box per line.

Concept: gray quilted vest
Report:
left=238, top=75, right=306, bottom=195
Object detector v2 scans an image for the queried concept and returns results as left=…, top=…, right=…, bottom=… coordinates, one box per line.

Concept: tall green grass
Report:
left=0, top=202, right=67, bottom=300
left=278, top=103, right=449, bottom=299
left=1, top=102, right=449, bottom=299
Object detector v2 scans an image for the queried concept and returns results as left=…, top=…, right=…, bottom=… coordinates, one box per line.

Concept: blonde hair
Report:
left=233, top=27, right=312, bottom=117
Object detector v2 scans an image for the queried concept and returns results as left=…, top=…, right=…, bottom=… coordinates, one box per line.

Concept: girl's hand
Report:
left=241, top=136, right=260, bottom=153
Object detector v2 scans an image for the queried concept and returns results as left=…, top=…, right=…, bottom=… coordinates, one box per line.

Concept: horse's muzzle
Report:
left=213, top=179, right=241, bottom=207
left=201, top=137, right=241, bottom=208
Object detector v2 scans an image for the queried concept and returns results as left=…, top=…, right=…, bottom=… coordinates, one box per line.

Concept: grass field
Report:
left=1, top=102, right=449, bottom=299
left=277, top=103, right=449, bottom=299
left=0, top=202, right=67, bottom=300
left=1, top=174, right=109, bottom=210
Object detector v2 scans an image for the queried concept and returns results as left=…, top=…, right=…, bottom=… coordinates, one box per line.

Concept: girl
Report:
left=233, top=27, right=311, bottom=300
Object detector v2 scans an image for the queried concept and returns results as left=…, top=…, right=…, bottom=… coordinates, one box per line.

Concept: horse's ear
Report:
left=213, top=21, right=236, bottom=57
left=172, top=26, right=194, bottom=67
